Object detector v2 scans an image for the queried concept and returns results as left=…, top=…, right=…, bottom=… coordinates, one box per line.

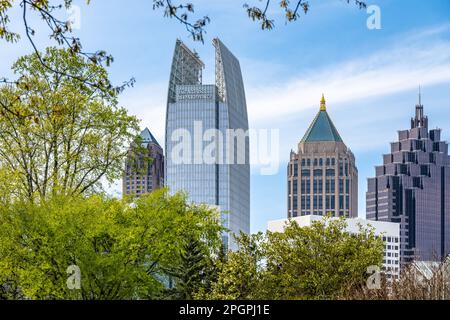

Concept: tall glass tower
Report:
left=367, top=96, right=450, bottom=266
left=165, top=39, right=250, bottom=250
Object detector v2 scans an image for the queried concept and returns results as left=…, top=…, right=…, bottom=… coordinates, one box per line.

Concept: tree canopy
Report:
left=0, top=189, right=224, bottom=300
left=202, top=218, right=384, bottom=300
left=0, top=47, right=139, bottom=202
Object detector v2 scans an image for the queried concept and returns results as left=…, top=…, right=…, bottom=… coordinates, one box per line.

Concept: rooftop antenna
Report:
left=419, top=85, right=422, bottom=106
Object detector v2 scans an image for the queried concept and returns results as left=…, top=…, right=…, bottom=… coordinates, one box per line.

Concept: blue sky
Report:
left=1, top=0, right=450, bottom=233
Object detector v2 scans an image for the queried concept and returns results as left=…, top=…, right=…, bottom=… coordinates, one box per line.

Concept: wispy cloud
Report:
left=246, top=24, right=450, bottom=125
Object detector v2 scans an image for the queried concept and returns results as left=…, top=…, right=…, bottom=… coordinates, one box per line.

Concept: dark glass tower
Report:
left=367, top=95, right=450, bottom=265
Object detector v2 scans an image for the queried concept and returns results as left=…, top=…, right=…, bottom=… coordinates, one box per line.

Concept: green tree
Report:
left=206, top=218, right=384, bottom=300
left=203, top=233, right=266, bottom=300
left=0, top=47, right=139, bottom=202
left=162, top=237, right=210, bottom=300
left=0, top=189, right=224, bottom=300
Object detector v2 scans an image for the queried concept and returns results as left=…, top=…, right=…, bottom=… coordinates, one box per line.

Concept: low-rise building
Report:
left=268, top=215, right=400, bottom=278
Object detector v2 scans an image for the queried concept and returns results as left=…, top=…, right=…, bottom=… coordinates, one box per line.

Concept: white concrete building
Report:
left=268, top=216, right=400, bottom=278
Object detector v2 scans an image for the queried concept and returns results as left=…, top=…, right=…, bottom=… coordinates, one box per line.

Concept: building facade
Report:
left=268, top=215, right=400, bottom=279
left=288, top=96, right=358, bottom=218
left=123, top=128, right=164, bottom=196
left=366, top=97, right=450, bottom=266
left=165, top=39, right=250, bottom=250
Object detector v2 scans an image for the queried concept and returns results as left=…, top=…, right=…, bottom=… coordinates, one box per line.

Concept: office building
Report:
left=165, top=39, right=250, bottom=250
left=288, top=95, right=358, bottom=218
left=367, top=95, right=450, bottom=265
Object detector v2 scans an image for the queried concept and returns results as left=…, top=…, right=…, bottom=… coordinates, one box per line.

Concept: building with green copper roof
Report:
left=301, top=95, right=343, bottom=143
left=287, top=95, right=358, bottom=218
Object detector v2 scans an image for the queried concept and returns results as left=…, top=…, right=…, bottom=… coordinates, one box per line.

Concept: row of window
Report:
left=301, top=158, right=337, bottom=167
left=290, top=195, right=350, bottom=210
left=290, top=179, right=351, bottom=195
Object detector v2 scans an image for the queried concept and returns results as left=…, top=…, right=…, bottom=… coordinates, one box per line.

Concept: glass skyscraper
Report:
left=288, top=95, right=358, bottom=218
left=367, top=96, right=450, bottom=266
left=165, top=39, right=250, bottom=250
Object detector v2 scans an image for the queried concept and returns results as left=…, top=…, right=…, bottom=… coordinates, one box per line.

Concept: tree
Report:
left=202, top=232, right=266, bottom=300
left=0, top=47, right=140, bottom=202
left=162, top=237, right=211, bottom=300
left=205, top=218, right=384, bottom=300
left=0, top=189, right=224, bottom=300
left=345, top=259, right=450, bottom=300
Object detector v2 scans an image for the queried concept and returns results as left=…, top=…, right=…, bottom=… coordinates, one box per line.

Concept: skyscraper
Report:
left=165, top=39, right=250, bottom=250
left=288, top=95, right=358, bottom=218
left=367, top=95, right=450, bottom=265
left=123, top=128, right=164, bottom=197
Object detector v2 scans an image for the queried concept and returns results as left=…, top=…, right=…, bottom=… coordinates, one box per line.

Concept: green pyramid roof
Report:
left=301, top=98, right=343, bottom=143
left=140, top=128, right=161, bottom=147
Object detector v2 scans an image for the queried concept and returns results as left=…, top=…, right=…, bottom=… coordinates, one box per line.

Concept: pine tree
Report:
left=164, top=238, right=209, bottom=300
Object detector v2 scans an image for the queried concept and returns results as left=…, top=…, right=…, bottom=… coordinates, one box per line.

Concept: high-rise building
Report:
left=165, top=39, right=250, bottom=250
left=288, top=95, right=358, bottom=218
left=366, top=95, right=450, bottom=265
left=123, top=128, right=164, bottom=196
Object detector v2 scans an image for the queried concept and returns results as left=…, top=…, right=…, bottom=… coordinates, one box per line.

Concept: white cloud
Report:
left=246, top=24, right=450, bottom=125
left=118, top=83, right=167, bottom=148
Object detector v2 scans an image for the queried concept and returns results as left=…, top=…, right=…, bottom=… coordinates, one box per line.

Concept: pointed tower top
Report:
left=140, top=127, right=161, bottom=147
left=301, top=96, right=343, bottom=143
left=320, top=94, right=326, bottom=111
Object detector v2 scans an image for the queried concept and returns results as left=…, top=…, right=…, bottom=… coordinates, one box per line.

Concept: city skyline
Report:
left=3, top=1, right=450, bottom=234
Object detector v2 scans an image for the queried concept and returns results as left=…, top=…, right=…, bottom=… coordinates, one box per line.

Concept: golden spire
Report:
left=320, top=94, right=326, bottom=111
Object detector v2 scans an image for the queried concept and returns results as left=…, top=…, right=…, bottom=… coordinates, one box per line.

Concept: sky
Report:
left=1, top=0, right=450, bottom=233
